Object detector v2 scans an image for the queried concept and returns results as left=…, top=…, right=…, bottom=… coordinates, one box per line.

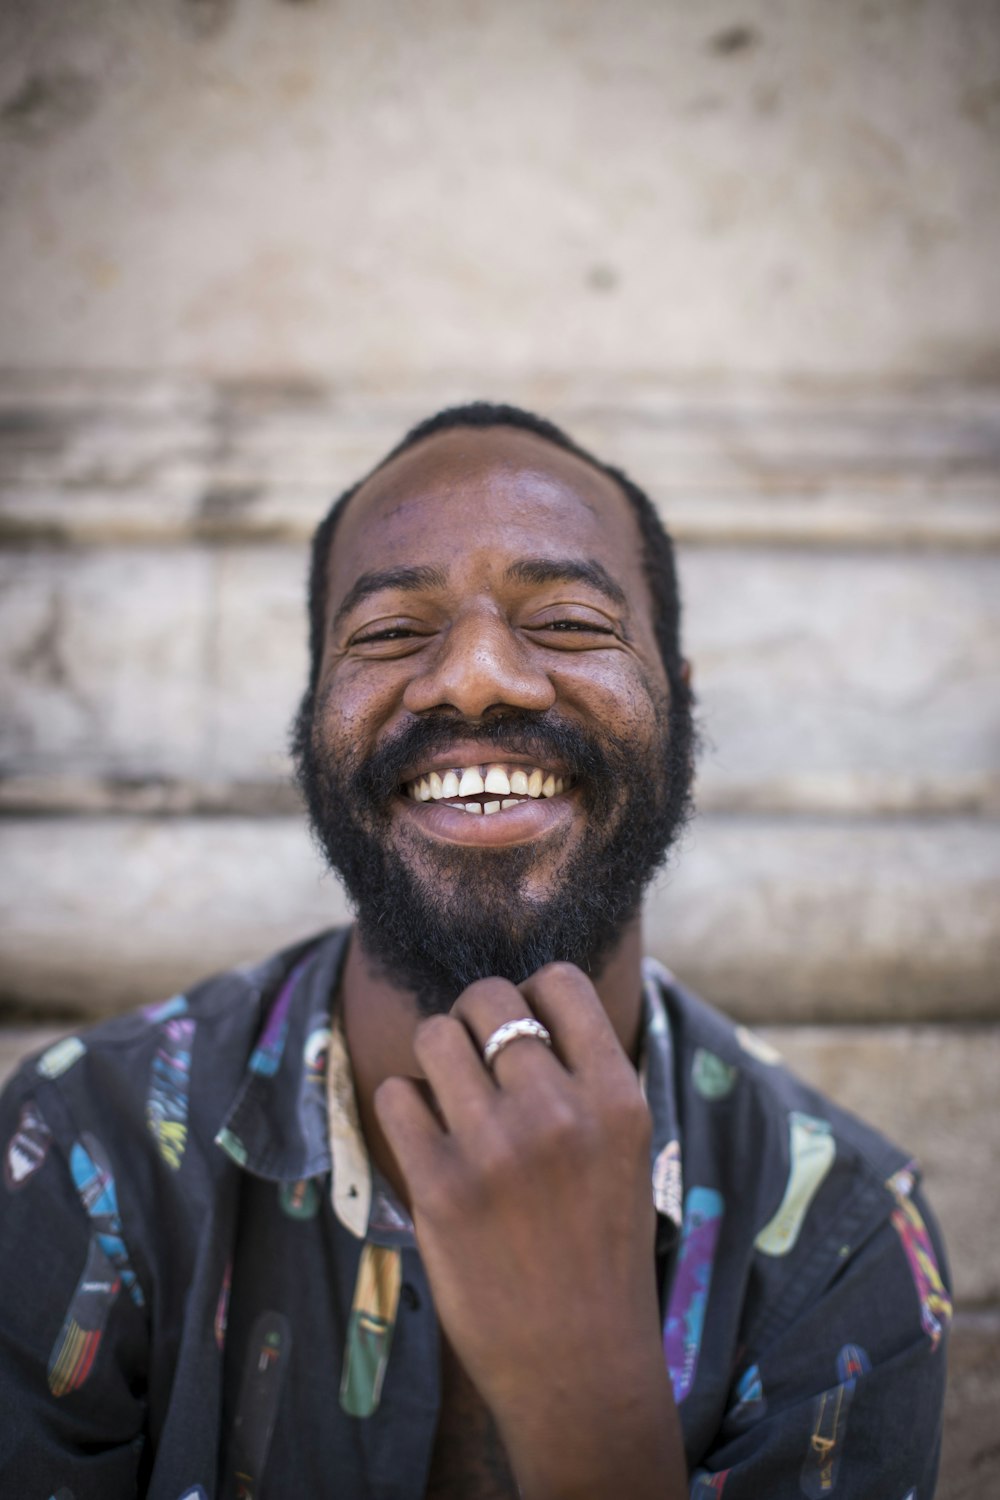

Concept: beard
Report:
left=291, top=695, right=694, bottom=1016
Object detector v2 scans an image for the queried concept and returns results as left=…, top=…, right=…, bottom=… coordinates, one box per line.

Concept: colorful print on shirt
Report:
left=146, top=1017, right=195, bottom=1170
left=664, top=1186, right=724, bottom=1402
left=36, top=1036, right=86, bottom=1080
left=729, top=1361, right=766, bottom=1422
left=249, top=958, right=310, bottom=1077
left=734, top=1026, right=782, bottom=1066
left=692, top=1048, right=738, bottom=1101
left=754, top=1112, right=835, bottom=1257
left=215, top=1260, right=232, bottom=1351
left=142, top=993, right=189, bottom=1024
left=301, top=1019, right=332, bottom=1159
left=691, top=1472, right=730, bottom=1497
left=652, top=1138, right=683, bottom=1227
left=340, top=1243, right=402, bottom=1418
left=47, top=1237, right=120, bottom=1396
left=888, top=1169, right=952, bottom=1351
left=230, top=1311, right=292, bottom=1499
left=797, top=1345, right=869, bottom=1496
left=4, top=1098, right=51, bottom=1190
left=69, top=1134, right=144, bottom=1308
left=279, top=1177, right=320, bottom=1219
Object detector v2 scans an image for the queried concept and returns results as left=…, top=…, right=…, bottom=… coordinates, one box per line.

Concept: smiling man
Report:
left=0, top=404, right=950, bottom=1498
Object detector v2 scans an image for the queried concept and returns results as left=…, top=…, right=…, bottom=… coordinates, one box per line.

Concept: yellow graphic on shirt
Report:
left=888, top=1174, right=952, bottom=1350
left=340, top=1244, right=402, bottom=1419
left=754, top=1112, right=835, bottom=1257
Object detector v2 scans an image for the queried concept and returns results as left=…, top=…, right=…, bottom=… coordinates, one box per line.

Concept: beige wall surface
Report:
left=1, top=0, right=999, bottom=379
left=1, top=2, right=998, bottom=1494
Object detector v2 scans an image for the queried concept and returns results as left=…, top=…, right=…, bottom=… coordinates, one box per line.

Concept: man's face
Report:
left=295, top=426, right=693, bottom=1012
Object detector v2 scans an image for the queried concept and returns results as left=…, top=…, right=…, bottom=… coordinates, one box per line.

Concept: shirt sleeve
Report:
left=0, top=1062, right=150, bottom=1498
left=689, top=1182, right=951, bottom=1499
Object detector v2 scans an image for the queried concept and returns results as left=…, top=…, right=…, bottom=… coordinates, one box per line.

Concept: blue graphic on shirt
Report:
left=663, top=1186, right=724, bottom=1402
left=69, top=1135, right=144, bottom=1308
left=143, top=994, right=189, bottom=1023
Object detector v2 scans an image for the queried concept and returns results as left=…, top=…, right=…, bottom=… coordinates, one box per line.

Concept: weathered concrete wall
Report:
left=1, top=0, right=999, bottom=380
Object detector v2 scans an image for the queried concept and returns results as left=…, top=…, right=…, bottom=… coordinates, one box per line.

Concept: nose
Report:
left=401, top=608, right=556, bottom=719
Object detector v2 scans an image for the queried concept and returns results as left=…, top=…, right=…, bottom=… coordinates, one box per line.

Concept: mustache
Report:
left=349, top=709, right=623, bottom=811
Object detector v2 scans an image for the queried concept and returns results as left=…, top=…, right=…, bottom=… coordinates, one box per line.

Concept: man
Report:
left=0, top=403, right=950, bottom=1498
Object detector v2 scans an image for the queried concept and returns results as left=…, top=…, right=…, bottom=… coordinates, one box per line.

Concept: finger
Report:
left=373, top=1074, right=450, bottom=1200
left=518, top=962, right=632, bottom=1080
left=411, top=1014, right=495, bottom=1131
left=452, top=976, right=563, bottom=1085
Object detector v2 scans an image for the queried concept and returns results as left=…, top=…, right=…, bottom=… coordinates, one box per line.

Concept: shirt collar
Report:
left=640, top=956, right=685, bottom=1232
left=216, top=930, right=684, bottom=1241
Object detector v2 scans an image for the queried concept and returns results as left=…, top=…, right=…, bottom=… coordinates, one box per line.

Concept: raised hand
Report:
left=374, top=962, right=687, bottom=1500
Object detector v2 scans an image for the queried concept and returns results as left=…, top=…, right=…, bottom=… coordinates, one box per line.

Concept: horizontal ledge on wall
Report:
left=2, top=373, right=998, bottom=550
left=2, top=485, right=999, bottom=552
left=2, top=772, right=999, bottom=819
left=1, top=813, right=997, bottom=1025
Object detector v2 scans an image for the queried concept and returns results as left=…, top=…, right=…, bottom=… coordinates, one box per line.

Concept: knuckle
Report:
left=452, top=975, right=519, bottom=1019
left=412, top=1013, right=461, bottom=1061
left=534, top=960, right=585, bottom=988
left=475, top=1127, right=519, bottom=1187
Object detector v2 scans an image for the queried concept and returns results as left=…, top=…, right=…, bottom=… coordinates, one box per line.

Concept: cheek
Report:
left=312, top=665, right=398, bottom=765
left=555, top=658, right=664, bottom=741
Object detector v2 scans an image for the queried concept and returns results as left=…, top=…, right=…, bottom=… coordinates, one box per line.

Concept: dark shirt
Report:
left=0, top=927, right=951, bottom=1498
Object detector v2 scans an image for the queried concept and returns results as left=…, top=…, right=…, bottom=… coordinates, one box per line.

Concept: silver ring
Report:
left=482, top=1017, right=553, bottom=1070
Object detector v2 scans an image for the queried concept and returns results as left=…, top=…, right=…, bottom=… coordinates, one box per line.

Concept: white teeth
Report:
left=501, top=798, right=518, bottom=810
left=465, top=801, right=482, bottom=814
left=483, top=800, right=501, bottom=815
left=408, top=764, right=571, bottom=803
left=483, top=765, right=511, bottom=795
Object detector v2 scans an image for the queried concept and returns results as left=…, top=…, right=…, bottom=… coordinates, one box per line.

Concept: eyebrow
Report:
left=504, top=557, right=628, bottom=609
left=331, top=555, right=627, bottom=632
left=331, top=565, right=448, bottom=631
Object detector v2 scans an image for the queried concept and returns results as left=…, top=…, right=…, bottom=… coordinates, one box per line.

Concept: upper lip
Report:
left=397, top=741, right=573, bottom=785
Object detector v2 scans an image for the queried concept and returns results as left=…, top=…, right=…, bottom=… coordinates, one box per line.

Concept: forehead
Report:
left=326, top=426, right=650, bottom=609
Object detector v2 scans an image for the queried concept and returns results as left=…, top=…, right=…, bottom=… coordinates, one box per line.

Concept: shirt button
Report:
left=401, top=1282, right=421, bottom=1310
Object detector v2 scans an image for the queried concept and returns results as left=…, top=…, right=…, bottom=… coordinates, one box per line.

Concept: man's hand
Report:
left=374, top=963, right=687, bottom=1500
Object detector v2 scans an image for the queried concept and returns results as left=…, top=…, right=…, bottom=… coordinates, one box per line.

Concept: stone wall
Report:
left=1, top=2, right=998, bottom=1493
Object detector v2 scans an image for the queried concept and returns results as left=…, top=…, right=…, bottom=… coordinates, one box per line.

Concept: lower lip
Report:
left=395, top=791, right=577, bottom=847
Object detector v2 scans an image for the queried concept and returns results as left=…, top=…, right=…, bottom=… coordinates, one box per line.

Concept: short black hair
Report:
left=301, top=401, right=691, bottom=711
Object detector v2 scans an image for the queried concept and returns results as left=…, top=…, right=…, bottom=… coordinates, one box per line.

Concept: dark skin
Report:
left=313, top=427, right=688, bottom=1499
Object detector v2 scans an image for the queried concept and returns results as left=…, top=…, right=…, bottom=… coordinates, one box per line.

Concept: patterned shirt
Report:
left=0, top=926, right=951, bottom=1498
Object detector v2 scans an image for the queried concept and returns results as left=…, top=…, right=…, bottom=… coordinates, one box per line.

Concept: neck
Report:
left=341, top=922, right=647, bottom=1206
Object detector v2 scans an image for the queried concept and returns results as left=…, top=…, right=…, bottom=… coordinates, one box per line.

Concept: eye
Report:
left=541, top=619, right=615, bottom=634
left=526, top=609, right=620, bottom=647
left=347, top=618, right=435, bottom=655
left=353, top=625, right=419, bottom=644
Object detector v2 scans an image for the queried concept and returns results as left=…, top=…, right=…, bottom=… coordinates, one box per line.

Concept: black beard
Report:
left=291, top=700, right=694, bottom=1016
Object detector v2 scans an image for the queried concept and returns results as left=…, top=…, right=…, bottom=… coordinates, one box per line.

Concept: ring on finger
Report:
left=482, top=1017, right=553, bottom=1071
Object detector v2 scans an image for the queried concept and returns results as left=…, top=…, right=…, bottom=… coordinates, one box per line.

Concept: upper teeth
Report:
left=406, top=763, right=569, bottom=809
